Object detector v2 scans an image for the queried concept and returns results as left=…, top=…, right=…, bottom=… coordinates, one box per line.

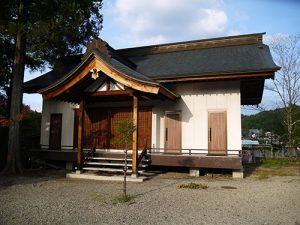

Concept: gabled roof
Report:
left=125, top=44, right=278, bottom=81
left=24, top=33, right=280, bottom=105
left=39, top=49, right=157, bottom=94
left=117, top=33, right=279, bottom=81
left=38, top=43, right=179, bottom=102
left=24, top=55, right=82, bottom=93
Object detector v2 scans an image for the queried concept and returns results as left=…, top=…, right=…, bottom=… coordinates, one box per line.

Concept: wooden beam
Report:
left=131, top=94, right=139, bottom=176
left=158, top=87, right=178, bottom=101
left=40, top=53, right=179, bottom=101
left=118, top=33, right=264, bottom=57
left=89, top=90, right=131, bottom=97
left=106, top=78, right=110, bottom=91
left=43, top=60, right=96, bottom=100
left=94, top=58, right=159, bottom=94
left=29, top=150, right=77, bottom=161
left=41, top=56, right=162, bottom=100
left=76, top=99, right=84, bottom=170
left=156, top=71, right=275, bottom=83
left=150, top=154, right=242, bottom=169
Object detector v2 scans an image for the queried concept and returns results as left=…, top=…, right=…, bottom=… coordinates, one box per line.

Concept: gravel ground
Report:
left=0, top=169, right=300, bottom=225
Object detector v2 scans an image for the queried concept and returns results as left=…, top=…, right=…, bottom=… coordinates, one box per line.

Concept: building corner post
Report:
left=76, top=99, right=85, bottom=171
left=132, top=94, right=139, bottom=177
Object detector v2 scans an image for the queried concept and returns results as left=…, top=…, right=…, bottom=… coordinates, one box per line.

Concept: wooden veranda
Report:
left=28, top=148, right=243, bottom=171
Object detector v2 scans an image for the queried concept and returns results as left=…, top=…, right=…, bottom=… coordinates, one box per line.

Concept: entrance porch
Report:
left=28, top=147, right=243, bottom=179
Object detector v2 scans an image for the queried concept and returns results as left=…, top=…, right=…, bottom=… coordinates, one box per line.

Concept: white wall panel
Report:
left=40, top=100, right=77, bottom=148
left=40, top=80, right=241, bottom=153
left=151, top=80, right=241, bottom=153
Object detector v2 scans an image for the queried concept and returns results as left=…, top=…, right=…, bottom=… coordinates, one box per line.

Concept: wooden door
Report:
left=138, top=108, right=152, bottom=149
left=110, top=107, right=152, bottom=149
left=165, top=112, right=181, bottom=153
left=49, top=114, right=62, bottom=150
left=110, top=108, right=131, bottom=149
left=208, top=111, right=227, bottom=155
left=83, top=107, right=152, bottom=150
left=84, top=109, right=109, bottom=149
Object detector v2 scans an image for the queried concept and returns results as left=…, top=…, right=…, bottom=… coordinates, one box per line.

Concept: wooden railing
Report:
left=36, top=146, right=242, bottom=156
left=40, top=145, right=74, bottom=151
left=149, top=148, right=242, bottom=157
left=82, top=138, right=96, bottom=164
left=83, top=146, right=95, bottom=163
left=137, top=142, right=149, bottom=166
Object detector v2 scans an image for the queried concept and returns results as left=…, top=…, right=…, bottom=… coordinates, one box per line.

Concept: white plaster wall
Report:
left=40, top=100, right=77, bottom=149
left=151, top=80, right=241, bottom=154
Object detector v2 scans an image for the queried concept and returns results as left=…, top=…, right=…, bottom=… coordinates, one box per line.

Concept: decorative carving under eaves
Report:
left=84, top=38, right=111, bottom=58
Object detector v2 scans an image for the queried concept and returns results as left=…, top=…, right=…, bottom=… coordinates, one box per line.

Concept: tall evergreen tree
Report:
left=0, top=0, right=103, bottom=173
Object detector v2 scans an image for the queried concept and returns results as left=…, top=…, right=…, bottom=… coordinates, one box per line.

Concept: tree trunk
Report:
left=3, top=0, right=27, bottom=174
left=286, top=105, right=296, bottom=159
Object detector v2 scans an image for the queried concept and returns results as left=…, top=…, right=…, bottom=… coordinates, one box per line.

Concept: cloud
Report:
left=227, top=30, right=243, bottom=36
left=227, top=10, right=250, bottom=36
left=107, top=0, right=228, bottom=47
left=190, top=9, right=227, bottom=35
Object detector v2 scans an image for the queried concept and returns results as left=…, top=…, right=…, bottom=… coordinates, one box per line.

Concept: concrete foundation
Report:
left=75, top=170, right=83, bottom=174
left=190, top=168, right=200, bottom=177
left=232, top=168, right=244, bottom=179
left=67, top=173, right=147, bottom=182
left=131, top=173, right=138, bottom=178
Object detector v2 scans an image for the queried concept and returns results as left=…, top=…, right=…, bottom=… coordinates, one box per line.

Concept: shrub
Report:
left=177, top=182, right=208, bottom=190
left=113, top=193, right=135, bottom=204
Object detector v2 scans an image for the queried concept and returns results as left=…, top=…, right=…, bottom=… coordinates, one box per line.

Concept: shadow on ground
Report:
left=243, top=162, right=262, bottom=178
left=0, top=168, right=67, bottom=187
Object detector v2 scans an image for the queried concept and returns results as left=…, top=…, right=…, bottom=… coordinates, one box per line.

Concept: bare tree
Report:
left=267, top=34, right=300, bottom=156
left=112, top=119, right=136, bottom=197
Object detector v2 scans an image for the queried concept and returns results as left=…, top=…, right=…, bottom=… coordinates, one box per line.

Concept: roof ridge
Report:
left=117, top=32, right=265, bottom=57
left=83, top=38, right=136, bottom=69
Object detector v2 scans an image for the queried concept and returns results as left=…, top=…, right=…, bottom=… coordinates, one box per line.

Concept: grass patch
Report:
left=178, top=182, right=208, bottom=190
left=253, top=169, right=290, bottom=180
left=221, top=186, right=237, bottom=189
left=113, top=193, right=135, bottom=204
left=256, top=173, right=269, bottom=180
left=260, top=158, right=300, bottom=168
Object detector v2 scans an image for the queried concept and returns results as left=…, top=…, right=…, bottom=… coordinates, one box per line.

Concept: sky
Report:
left=23, top=0, right=300, bottom=114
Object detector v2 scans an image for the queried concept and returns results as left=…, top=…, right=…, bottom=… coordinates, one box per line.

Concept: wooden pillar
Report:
left=76, top=99, right=84, bottom=171
left=132, top=94, right=139, bottom=176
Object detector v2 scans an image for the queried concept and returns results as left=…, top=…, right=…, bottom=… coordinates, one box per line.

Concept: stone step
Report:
left=82, top=167, right=145, bottom=173
left=91, top=157, right=132, bottom=161
left=82, top=167, right=127, bottom=172
left=84, top=161, right=149, bottom=167
left=85, top=162, right=132, bottom=167
left=90, top=157, right=151, bottom=162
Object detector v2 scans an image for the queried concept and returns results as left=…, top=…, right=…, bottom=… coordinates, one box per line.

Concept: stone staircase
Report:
left=82, top=152, right=151, bottom=175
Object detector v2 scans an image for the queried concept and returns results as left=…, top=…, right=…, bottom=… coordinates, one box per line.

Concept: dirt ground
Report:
left=0, top=166, right=300, bottom=225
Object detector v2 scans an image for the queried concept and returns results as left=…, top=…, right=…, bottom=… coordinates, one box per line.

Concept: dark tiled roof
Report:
left=93, top=49, right=155, bottom=83
left=37, top=49, right=158, bottom=93
left=24, top=55, right=82, bottom=93
left=128, top=44, right=279, bottom=79
left=24, top=33, right=280, bottom=93
left=24, top=65, right=75, bottom=93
